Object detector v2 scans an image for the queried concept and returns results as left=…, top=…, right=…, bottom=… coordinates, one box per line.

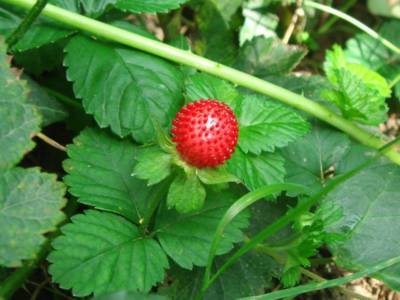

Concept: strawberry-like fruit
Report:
left=171, top=99, right=239, bottom=168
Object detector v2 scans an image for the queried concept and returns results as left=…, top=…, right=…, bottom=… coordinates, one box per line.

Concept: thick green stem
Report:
left=6, top=0, right=48, bottom=49
left=305, top=0, right=400, bottom=54
left=2, top=0, right=400, bottom=165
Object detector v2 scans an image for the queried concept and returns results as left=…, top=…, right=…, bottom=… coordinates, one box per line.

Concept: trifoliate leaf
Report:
left=132, top=146, right=172, bottom=186
left=235, top=37, right=307, bottom=77
left=0, top=168, right=66, bottom=267
left=227, top=149, right=285, bottom=191
left=48, top=210, right=168, bottom=297
left=167, top=171, right=206, bottom=213
left=63, top=128, right=159, bottom=224
left=0, top=4, right=75, bottom=51
left=237, top=94, right=310, bottom=154
left=24, top=76, right=68, bottom=126
left=323, top=45, right=391, bottom=125
left=281, top=124, right=351, bottom=195
left=156, top=189, right=249, bottom=269
left=0, top=42, right=40, bottom=169
left=65, top=35, right=183, bottom=143
left=115, top=0, right=190, bottom=13
left=325, top=155, right=400, bottom=291
left=185, top=73, right=242, bottom=113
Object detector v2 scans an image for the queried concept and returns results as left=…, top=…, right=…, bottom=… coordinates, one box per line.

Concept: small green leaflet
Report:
left=132, top=146, right=172, bottom=186
left=323, top=45, right=391, bottom=125
left=227, top=149, right=285, bottom=191
left=0, top=41, right=40, bottom=169
left=156, top=189, right=249, bottom=269
left=65, top=35, right=183, bottom=143
left=0, top=168, right=66, bottom=267
left=63, top=128, right=157, bottom=224
left=48, top=210, right=169, bottom=297
left=238, top=94, right=309, bottom=155
left=185, top=73, right=242, bottom=113
left=235, top=37, right=307, bottom=77
left=167, top=171, right=206, bottom=213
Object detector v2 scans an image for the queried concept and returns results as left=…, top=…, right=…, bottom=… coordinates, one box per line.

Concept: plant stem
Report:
left=35, top=132, right=66, bottom=152
left=304, top=0, right=400, bottom=54
left=3, top=0, right=400, bottom=165
left=6, top=0, right=48, bottom=49
left=316, top=0, right=357, bottom=35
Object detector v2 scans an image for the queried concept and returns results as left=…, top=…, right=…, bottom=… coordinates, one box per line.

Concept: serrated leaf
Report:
left=156, top=189, right=249, bottom=269
left=167, top=171, right=206, bottom=213
left=65, top=35, right=183, bottom=143
left=115, top=0, right=189, bottom=13
left=281, top=124, right=351, bottom=195
left=63, top=128, right=158, bottom=223
left=0, top=4, right=75, bottom=52
left=0, top=42, right=40, bottom=169
left=0, top=168, right=66, bottom=267
left=48, top=210, right=168, bottom=297
left=323, top=45, right=390, bottom=125
left=325, top=156, right=400, bottom=290
left=24, top=76, right=68, bottom=126
left=237, top=94, right=309, bottom=154
left=185, top=73, right=242, bottom=113
left=79, top=0, right=116, bottom=18
left=133, top=146, right=172, bottom=186
left=227, top=149, right=285, bottom=191
left=235, top=37, right=307, bottom=76
left=172, top=250, right=276, bottom=299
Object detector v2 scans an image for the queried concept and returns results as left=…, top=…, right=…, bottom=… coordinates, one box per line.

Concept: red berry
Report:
left=171, top=99, right=239, bottom=168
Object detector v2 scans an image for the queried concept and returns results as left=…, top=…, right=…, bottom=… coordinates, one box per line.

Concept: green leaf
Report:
left=63, top=128, right=158, bottom=224
left=0, top=168, right=66, bottom=267
left=323, top=45, right=391, bottom=125
left=156, top=189, right=249, bottom=269
left=65, top=35, right=183, bottom=143
left=227, top=149, right=285, bottom=191
left=325, top=152, right=400, bottom=290
left=24, top=76, right=68, bottom=126
left=281, top=124, right=351, bottom=195
left=115, top=0, right=190, bottom=13
left=171, top=251, right=276, bottom=299
left=167, top=171, right=206, bottom=213
left=237, top=94, right=309, bottom=155
left=0, top=4, right=74, bottom=52
left=193, top=0, right=237, bottom=64
left=132, top=146, right=172, bottom=186
left=197, top=166, right=240, bottom=185
left=0, top=42, right=40, bottom=169
left=48, top=210, right=168, bottom=297
left=94, top=291, right=167, bottom=300
left=185, top=73, right=242, bottom=113
left=79, top=0, right=116, bottom=18
left=235, top=37, right=307, bottom=77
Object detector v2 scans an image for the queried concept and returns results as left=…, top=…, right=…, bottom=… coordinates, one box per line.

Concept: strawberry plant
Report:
left=1, top=0, right=400, bottom=299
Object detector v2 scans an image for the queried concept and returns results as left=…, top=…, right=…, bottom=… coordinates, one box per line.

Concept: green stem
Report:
left=3, top=0, right=400, bottom=165
left=305, top=0, right=400, bottom=54
left=316, top=0, right=357, bottom=35
left=43, top=87, right=83, bottom=110
left=6, top=0, right=49, bottom=49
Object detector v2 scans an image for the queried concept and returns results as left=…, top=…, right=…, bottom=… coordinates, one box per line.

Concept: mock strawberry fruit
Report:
left=171, top=99, right=239, bottom=168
